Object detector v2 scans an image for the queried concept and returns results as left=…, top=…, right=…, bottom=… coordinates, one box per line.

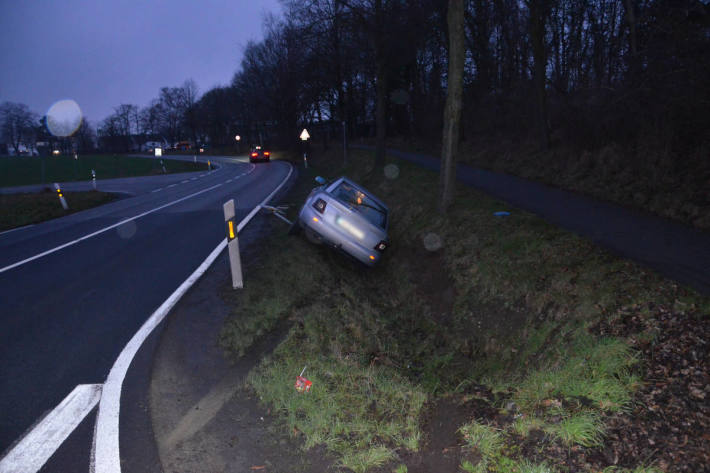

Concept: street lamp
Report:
left=235, top=134, right=241, bottom=154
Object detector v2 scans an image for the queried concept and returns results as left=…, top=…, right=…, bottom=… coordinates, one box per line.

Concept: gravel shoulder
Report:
left=148, top=172, right=334, bottom=473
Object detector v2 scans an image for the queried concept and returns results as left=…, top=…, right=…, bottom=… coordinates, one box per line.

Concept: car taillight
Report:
left=264, top=151, right=270, bottom=157
left=312, top=198, right=327, bottom=213
left=374, top=240, right=388, bottom=252
left=251, top=152, right=258, bottom=157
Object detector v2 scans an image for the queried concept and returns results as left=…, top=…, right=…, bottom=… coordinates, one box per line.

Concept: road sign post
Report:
left=300, top=128, right=310, bottom=169
left=54, top=183, right=69, bottom=210
left=223, top=199, right=243, bottom=289
left=91, top=169, right=96, bottom=190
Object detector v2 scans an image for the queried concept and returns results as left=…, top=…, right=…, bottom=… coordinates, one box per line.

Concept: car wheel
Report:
left=304, top=226, right=322, bottom=245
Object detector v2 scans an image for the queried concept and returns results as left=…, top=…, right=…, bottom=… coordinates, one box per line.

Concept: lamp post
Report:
left=235, top=134, right=241, bottom=155
left=300, top=128, right=310, bottom=169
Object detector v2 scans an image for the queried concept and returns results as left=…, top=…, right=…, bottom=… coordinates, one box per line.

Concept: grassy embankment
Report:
left=0, top=154, right=207, bottom=188
left=0, top=191, right=117, bottom=232
left=219, top=147, right=708, bottom=473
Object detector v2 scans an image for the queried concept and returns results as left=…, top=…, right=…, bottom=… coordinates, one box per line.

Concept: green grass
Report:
left=249, top=347, right=425, bottom=472
left=0, top=154, right=206, bottom=187
left=459, top=421, right=503, bottom=458
left=0, top=191, right=117, bottom=231
left=545, top=412, right=605, bottom=448
left=219, top=146, right=709, bottom=472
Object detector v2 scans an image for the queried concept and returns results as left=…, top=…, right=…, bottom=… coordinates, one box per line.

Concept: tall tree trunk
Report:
left=529, top=0, right=550, bottom=150
left=374, top=0, right=387, bottom=168
left=439, top=0, right=465, bottom=214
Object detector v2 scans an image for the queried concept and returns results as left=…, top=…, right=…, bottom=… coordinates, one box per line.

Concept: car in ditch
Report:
left=294, top=176, right=389, bottom=266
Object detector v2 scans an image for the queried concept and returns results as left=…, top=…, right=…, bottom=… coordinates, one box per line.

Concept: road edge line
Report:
left=92, top=162, right=293, bottom=473
left=0, top=384, right=102, bottom=473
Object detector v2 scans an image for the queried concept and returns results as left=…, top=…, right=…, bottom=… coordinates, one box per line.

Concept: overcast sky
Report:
left=0, top=0, right=282, bottom=125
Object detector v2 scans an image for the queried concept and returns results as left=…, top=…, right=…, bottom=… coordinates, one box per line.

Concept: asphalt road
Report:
left=357, top=145, right=710, bottom=296
left=0, top=156, right=291, bottom=469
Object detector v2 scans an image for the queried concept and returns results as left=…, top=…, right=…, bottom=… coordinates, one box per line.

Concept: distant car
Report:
left=294, top=176, right=389, bottom=266
left=249, top=145, right=271, bottom=162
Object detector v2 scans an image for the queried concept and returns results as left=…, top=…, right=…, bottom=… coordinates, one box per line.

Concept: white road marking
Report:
left=0, top=224, right=35, bottom=236
left=190, top=177, right=197, bottom=181
left=0, top=184, right=222, bottom=275
left=180, top=180, right=189, bottom=184
left=166, top=183, right=177, bottom=188
left=151, top=188, right=162, bottom=193
left=199, top=174, right=205, bottom=177
left=225, top=179, right=232, bottom=183
left=0, top=384, right=102, bottom=473
left=92, top=162, right=293, bottom=473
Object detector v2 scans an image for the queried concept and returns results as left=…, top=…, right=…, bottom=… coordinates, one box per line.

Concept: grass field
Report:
left=0, top=154, right=207, bottom=187
left=0, top=191, right=117, bottom=231
left=220, top=147, right=707, bottom=472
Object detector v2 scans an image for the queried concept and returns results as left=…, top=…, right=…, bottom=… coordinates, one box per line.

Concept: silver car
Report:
left=295, top=176, right=389, bottom=266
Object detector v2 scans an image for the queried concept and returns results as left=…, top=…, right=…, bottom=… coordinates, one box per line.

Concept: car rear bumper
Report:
left=300, top=217, right=381, bottom=266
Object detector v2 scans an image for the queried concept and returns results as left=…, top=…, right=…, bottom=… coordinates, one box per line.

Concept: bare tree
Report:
left=0, top=102, right=37, bottom=154
left=439, top=0, right=465, bottom=214
left=527, top=0, right=551, bottom=150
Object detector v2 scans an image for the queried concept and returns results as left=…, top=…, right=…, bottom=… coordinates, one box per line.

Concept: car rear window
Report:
left=331, top=181, right=387, bottom=228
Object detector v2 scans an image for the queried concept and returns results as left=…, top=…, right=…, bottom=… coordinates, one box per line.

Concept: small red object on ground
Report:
left=294, top=366, right=312, bottom=392
left=295, top=376, right=312, bottom=392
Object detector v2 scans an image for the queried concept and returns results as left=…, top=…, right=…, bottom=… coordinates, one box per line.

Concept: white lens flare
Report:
left=116, top=220, right=137, bottom=239
left=46, top=99, right=83, bottom=137
left=423, top=232, right=443, bottom=251
left=384, top=164, right=400, bottom=180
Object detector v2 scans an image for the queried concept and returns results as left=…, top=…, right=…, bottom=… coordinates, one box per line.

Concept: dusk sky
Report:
left=0, top=0, right=282, bottom=126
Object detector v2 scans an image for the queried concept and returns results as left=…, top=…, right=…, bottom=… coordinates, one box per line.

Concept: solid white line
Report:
left=0, top=224, right=35, bottom=236
left=0, top=184, right=222, bottom=275
left=0, top=384, right=102, bottom=473
left=92, top=162, right=293, bottom=473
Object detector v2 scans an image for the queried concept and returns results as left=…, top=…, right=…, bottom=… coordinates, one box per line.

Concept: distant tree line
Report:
left=0, top=101, right=96, bottom=155
left=186, top=0, right=709, bottom=163
left=4, top=0, right=708, bottom=164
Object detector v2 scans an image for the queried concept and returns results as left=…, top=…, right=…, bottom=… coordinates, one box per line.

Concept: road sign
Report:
left=300, top=129, right=310, bottom=141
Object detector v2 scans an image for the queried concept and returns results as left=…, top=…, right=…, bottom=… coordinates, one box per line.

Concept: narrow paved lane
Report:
left=359, top=145, right=710, bottom=296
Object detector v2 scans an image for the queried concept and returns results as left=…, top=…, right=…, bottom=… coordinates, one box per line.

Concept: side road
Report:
left=356, top=145, right=710, bottom=296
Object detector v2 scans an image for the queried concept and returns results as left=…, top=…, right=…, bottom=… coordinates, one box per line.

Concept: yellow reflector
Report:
left=228, top=220, right=235, bottom=239
left=313, top=217, right=319, bottom=222
left=369, top=255, right=375, bottom=260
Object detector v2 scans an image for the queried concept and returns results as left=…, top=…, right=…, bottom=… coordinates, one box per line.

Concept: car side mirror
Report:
left=315, top=176, right=326, bottom=185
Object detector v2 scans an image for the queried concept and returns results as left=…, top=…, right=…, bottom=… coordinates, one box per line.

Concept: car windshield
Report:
left=331, top=181, right=387, bottom=228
